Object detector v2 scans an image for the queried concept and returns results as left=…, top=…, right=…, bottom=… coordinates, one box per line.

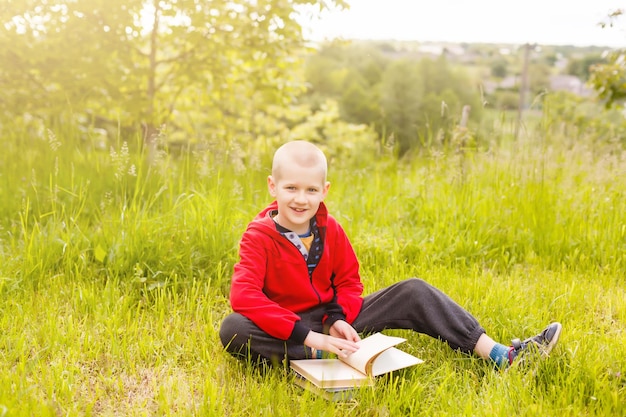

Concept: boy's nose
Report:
left=294, top=191, right=307, bottom=203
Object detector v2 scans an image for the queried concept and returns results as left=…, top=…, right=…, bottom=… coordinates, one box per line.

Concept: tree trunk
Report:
left=144, top=0, right=161, bottom=161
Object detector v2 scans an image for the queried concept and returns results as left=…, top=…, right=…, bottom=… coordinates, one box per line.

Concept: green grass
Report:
left=0, top=120, right=624, bottom=416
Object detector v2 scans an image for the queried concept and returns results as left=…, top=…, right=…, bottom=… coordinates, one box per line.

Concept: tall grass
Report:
left=0, top=116, right=624, bottom=416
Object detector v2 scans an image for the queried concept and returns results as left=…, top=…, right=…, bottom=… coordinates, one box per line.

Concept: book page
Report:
left=370, top=347, right=424, bottom=377
left=290, top=359, right=374, bottom=389
left=340, top=332, right=407, bottom=375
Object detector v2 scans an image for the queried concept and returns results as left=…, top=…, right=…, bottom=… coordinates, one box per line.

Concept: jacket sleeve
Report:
left=229, top=227, right=308, bottom=342
left=325, top=219, right=364, bottom=325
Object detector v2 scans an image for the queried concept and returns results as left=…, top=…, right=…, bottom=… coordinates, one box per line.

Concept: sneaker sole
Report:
left=541, top=322, right=562, bottom=356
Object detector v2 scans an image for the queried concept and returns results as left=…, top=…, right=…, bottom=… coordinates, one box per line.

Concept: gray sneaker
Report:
left=508, top=322, right=562, bottom=365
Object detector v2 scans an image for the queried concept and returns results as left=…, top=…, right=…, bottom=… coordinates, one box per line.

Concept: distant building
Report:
left=549, top=75, right=593, bottom=97
left=499, top=75, right=519, bottom=89
left=481, top=76, right=518, bottom=94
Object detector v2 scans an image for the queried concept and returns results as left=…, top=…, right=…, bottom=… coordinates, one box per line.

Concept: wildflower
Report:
left=110, top=141, right=131, bottom=180
left=47, top=129, right=62, bottom=151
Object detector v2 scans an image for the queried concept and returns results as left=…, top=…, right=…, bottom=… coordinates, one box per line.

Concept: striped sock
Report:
left=311, top=348, right=323, bottom=359
left=489, top=343, right=512, bottom=369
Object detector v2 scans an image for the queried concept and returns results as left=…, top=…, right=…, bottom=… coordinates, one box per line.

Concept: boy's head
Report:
left=267, top=141, right=330, bottom=234
left=271, top=140, right=328, bottom=182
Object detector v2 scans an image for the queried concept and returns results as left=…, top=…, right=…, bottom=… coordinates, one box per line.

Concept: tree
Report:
left=567, top=54, right=605, bottom=80
left=528, top=62, right=551, bottom=96
left=379, top=57, right=482, bottom=155
left=379, top=59, right=424, bottom=155
left=303, top=43, right=484, bottom=155
left=491, top=60, right=508, bottom=79
left=588, top=8, right=625, bottom=107
left=589, top=50, right=626, bottom=107
left=0, top=0, right=348, bottom=138
left=339, top=70, right=380, bottom=127
left=0, top=0, right=142, bottom=120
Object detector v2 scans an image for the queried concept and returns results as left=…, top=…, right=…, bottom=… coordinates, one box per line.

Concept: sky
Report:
left=301, top=0, right=625, bottom=48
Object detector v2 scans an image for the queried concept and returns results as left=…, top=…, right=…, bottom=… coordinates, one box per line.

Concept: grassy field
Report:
left=0, top=119, right=624, bottom=416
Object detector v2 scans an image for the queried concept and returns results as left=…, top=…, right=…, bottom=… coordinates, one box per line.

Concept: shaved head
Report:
left=271, top=141, right=328, bottom=182
left=267, top=141, right=330, bottom=234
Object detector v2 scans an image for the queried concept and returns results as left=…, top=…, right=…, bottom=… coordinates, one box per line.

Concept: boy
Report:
left=219, top=140, right=562, bottom=368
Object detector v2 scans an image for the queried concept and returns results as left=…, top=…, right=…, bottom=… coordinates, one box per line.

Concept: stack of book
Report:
left=290, top=332, right=423, bottom=400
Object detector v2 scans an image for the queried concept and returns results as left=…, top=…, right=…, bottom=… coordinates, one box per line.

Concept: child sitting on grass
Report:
left=219, top=140, right=562, bottom=369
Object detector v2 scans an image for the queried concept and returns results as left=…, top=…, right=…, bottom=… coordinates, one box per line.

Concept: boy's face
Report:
left=267, top=160, right=330, bottom=235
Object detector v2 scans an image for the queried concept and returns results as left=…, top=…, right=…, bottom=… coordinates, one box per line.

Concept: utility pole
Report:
left=515, top=43, right=532, bottom=140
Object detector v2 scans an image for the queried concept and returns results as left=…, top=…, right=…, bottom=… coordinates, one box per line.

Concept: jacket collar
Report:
left=253, top=201, right=329, bottom=232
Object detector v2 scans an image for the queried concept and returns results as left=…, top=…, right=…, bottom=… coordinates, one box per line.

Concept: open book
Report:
left=290, top=332, right=423, bottom=390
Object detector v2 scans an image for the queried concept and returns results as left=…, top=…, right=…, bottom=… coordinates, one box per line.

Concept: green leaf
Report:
left=94, top=244, right=107, bottom=263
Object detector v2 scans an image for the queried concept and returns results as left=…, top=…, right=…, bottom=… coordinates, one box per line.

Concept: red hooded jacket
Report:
left=229, top=201, right=364, bottom=343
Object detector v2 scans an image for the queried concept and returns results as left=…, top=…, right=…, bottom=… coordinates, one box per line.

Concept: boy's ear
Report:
left=322, top=181, right=331, bottom=198
left=267, top=175, right=277, bottom=197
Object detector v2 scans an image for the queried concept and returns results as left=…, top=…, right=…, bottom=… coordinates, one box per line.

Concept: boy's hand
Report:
left=329, top=320, right=361, bottom=343
left=304, top=331, right=359, bottom=358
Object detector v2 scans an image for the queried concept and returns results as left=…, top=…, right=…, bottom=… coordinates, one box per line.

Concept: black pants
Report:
left=219, top=278, right=486, bottom=363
